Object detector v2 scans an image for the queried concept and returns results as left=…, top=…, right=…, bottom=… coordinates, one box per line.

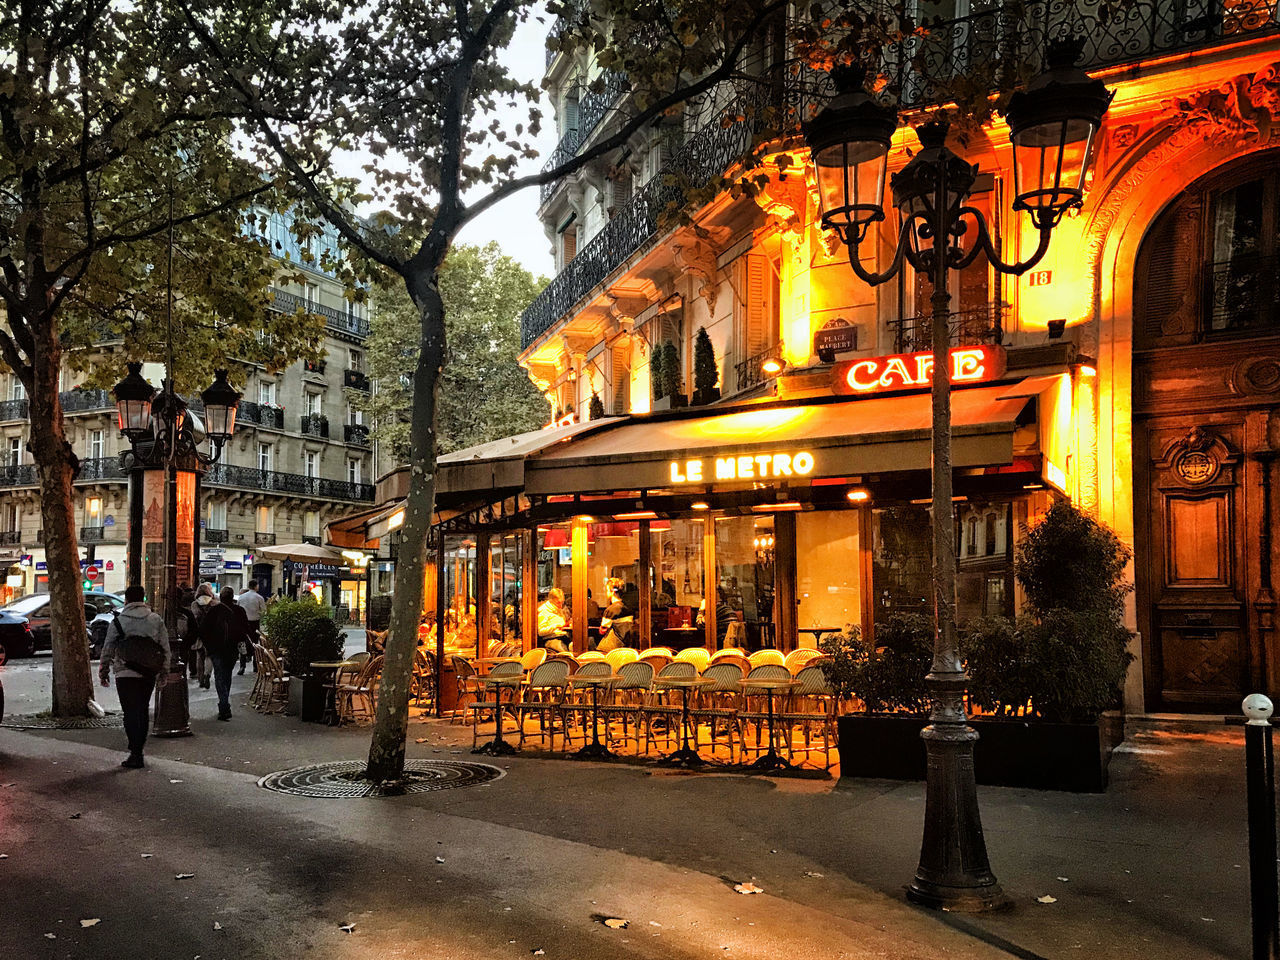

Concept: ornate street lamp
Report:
left=110, top=363, right=242, bottom=737
left=803, top=40, right=1110, bottom=911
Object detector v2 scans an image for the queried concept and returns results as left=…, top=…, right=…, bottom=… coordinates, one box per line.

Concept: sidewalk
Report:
left=0, top=678, right=1255, bottom=959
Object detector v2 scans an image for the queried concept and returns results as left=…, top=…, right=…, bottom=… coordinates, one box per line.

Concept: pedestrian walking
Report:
left=97, top=585, right=168, bottom=769
left=237, top=580, right=267, bottom=675
left=201, top=587, right=250, bottom=720
left=189, top=583, right=216, bottom=688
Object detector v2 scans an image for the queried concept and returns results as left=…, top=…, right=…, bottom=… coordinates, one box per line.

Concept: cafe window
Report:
left=647, top=518, right=705, bottom=647
left=537, top=522, right=573, bottom=606
left=442, top=535, right=478, bottom=655
left=588, top=520, right=641, bottom=649
left=714, top=514, right=776, bottom=649
left=956, top=500, right=1014, bottom=621
left=796, top=510, right=862, bottom=647
left=872, top=504, right=933, bottom=623
left=490, top=533, right=525, bottom=645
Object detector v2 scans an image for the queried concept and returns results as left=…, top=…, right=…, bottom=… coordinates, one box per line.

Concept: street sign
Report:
left=105, top=560, right=115, bottom=571
left=86, top=566, right=100, bottom=582
left=813, top=318, right=857, bottom=362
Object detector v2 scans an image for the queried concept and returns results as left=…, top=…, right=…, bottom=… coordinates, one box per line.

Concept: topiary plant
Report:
left=588, top=392, right=605, bottom=420
left=649, top=347, right=665, bottom=401
left=692, top=326, right=719, bottom=404
left=661, top=340, right=681, bottom=399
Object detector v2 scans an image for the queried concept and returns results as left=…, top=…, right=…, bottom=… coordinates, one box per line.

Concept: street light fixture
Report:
left=112, top=362, right=156, bottom=442
left=803, top=39, right=1110, bottom=911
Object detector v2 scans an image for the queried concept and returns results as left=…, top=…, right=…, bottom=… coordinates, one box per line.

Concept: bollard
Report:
left=1244, top=693, right=1279, bottom=960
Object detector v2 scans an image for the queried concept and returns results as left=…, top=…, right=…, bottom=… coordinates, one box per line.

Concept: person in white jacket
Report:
left=98, top=585, right=170, bottom=768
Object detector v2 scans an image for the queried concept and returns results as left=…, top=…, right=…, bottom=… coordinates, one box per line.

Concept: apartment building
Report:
left=0, top=212, right=377, bottom=610
left=485, top=2, right=1280, bottom=715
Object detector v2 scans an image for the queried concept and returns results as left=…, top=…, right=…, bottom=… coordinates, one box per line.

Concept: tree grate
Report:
left=0, top=714, right=123, bottom=730
left=258, top=759, right=505, bottom=798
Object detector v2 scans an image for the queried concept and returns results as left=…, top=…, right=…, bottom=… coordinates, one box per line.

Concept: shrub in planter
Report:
left=650, top=348, right=665, bottom=402
left=692, top=327, right=720, bottom=405
left=818, top=614, right=933, bottom=715
left=660, top=341, right=681, bottom=401
left=588, top=392, right=605, bottom=420
left=261, top=597, right=345, bottom=675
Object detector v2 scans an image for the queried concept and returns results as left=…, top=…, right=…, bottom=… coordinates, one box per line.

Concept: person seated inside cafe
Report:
left=696, top=587, right=736, bottom=646
left=598, top=579, right=636, bottom=651
left=537, top=587, right=570, bottom=651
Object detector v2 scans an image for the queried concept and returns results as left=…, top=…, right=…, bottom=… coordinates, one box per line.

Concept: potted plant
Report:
left=692, top=327, right=720, bottom=405
left=653, top=340, right=686, bottom=410
left=263, top=597, right=346, bottom=721
left=588, top=392, right=605, bottom=420
left=649, top=347, right=665, bottom=404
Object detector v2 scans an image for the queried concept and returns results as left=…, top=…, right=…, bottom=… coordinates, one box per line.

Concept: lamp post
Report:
left=112, top=363, right=240, bottom=736
left=803, top=39, right=1111, bottom=910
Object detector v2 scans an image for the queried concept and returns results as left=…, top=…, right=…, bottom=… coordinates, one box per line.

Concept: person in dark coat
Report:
left=201, top=588, right=250, bottom=720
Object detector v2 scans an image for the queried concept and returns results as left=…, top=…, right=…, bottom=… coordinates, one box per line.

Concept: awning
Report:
left=523, top=384, right=1036, bottom=495
left=438, top=417, right=621, bottom=496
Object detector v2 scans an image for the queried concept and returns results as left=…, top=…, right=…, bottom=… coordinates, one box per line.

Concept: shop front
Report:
left=410, top=346, right=1074, bottom=664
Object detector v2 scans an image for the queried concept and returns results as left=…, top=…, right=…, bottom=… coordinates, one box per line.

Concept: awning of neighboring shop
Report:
left=523, top=383, right=1039, bottom=495
left=326, top=503, right=392, bottom=549
left=437, top=417, right=621, bottom=496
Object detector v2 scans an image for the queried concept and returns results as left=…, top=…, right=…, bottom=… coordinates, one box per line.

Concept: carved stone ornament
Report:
left=1163, top=63, right=1280, bottom=144
left=1231, top=355, right=1280, bottom=396
left=1158, top=426, right=1236, bottom=487
left=751, top=171, right=809, bottom=240
left=672, top=227, right=728, bottom=315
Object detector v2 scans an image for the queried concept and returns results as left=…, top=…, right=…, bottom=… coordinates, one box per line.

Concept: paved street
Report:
left=0, top=657, right=1257, bottom=960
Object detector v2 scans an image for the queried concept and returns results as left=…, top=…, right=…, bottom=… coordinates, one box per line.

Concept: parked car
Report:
left=0, top=608, right=35, bottom=662
left=1, top=591, right=124, bottom=658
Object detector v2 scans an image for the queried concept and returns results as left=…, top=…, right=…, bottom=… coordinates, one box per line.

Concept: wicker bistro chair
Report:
left=248, top=644, right=269, bottom=709
left=641, top=660, right=698, bottom=753
left=411, top=649, right=437, bottom=709
left=256, top=647, right=291, bottom=713
left=598, top=659, right=655, bottom=754
left=686, top=661, right=744, bottom=760
left=325, top=659, right=364, bottom=723
left=748, top=649, right=786, bottom=668
left=736, top=663, right=795, bottom=759
left=708, top=651, right=751, bottom=676
left=604, top=647, right=639, bottom=672
left=673, top=647, right=711, bottom=673
left=514, top=659, right=572, bottom=750
left=775, top=663, right=838, bottom=770
left=468, top=659, right=524, bottom=749
left=639, top=647, right=675, bottom=659
left=560, top=660, right=615, bottom=746
left=450, top=655, right=481, bottom=723
left=784, top=648, right=823, bottom=675
left=577, top=650, right=606, bottom=663
left=337, top=655, right=384, bottom=724
left=520, top=648, right=547, bottom=672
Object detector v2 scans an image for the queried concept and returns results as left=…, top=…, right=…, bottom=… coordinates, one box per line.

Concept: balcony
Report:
left=203, top=463, right=376, bottom=502
left=80, top=526, right=104, bottom=543
left=77, top=457, right=126, bottom=482
left=343, top=369, right=370, bottom=391
left=0, top=399, right=28, bottom=421
left=255, top=531, right=277, bottom=546
left=237, top=400, right=285, bottom=430
left=268, top=287, right=370, bottom=339
left=204, top=528, right=229, bottom=544
left=301, top=414, right=330, bottom=438
left=302, top=535, right=321, bottom=545
left=1206, top=254, right=1280, bottom=333
left=0, top=530, right=20, bottom=545
left=344, top=423, right=371, bottom=446
left=60, top=388, right=113, bottom=415
left=888, top=303, right=1009, bottom=355
left=0, top=464, right=37, bottom=487
left=539, top=71, right=631, bottom=204
left=304, top=359, right=327, bottom=374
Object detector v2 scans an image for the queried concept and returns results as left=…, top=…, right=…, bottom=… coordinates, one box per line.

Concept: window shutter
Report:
left=611, top=347, right=630, bottom=414
left=1135, top=194, right=1202, bottom=348
left=562, top=227, right=577, bottom=263
left=744, top=253, right=770, bottom=358
left=563, top=94, right=579, bottom=135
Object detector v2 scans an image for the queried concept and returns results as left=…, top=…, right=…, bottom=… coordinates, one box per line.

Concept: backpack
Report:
left=111, top=613, right=167, bottom=678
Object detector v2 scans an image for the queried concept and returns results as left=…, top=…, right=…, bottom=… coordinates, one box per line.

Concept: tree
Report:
left=692, top=326, right=719, bottom=405
left=186, top=0, right=796, bottom=784
left=0, top=3, right=327, bottom=716
left=359, top=243, right=548, bottom=460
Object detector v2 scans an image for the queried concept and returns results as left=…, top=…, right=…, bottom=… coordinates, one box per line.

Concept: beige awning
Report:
left=437, top=417, right=621, bottom=496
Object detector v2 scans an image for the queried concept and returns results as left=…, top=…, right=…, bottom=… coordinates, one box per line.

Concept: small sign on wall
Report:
left=1028, top=270, right=1053, bottom=287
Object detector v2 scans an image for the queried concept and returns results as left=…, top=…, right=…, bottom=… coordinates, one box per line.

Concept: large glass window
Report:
left=587, top=521, right=641, bottom=648
left=796, top=510, right=862, bottom=647
left=648, top=518, right=705, bottom=648
left=955, top=500, right=1014, bottom=621
left=871, top=504, right=933, bottom=623
left=490, top=533, right=524, bottom=648
left=714, top=515, right=775, bottom=650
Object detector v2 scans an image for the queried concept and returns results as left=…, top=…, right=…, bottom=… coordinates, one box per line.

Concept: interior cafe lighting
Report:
left=846, top=488, right=871, bottom=502
left=690, top=502, right=710, bottom=510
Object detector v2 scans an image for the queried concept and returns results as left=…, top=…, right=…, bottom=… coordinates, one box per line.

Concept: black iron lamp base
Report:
left=747, top=751, right=793, bottom=773
left=658, top=747, right=705, bottom=767
left=570, top=742, right=615, bottom=761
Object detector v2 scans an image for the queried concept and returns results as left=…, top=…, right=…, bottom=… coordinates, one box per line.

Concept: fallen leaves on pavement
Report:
left=80, top=919, right=100, bottom=928
left=734, top=882, right=763, bottom=895
left=1036, top=895, right=1057, bottom=904
left=603, top=919, right=628, bottom=929
left=175, top=873, right=195, bottom=880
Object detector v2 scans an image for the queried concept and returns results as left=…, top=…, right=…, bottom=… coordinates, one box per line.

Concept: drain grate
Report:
left=258, top=759, right=505, bottom=798
left=0, top=714, right=122, bottom=730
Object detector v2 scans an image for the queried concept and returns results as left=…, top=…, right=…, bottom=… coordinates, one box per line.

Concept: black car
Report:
left=0, top=608, right=35, bottom=661
left=1, top=591, right=125, bottom=658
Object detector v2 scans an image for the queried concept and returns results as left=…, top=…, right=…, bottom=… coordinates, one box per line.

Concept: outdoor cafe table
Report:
left=472, top=672, right=524, bottom=757
left=738, top=676, right=800, bottom=772
left=568, top=673, right=622, bottom=761
left=651, top=675, right=716, bottom=767
left=309, top=660, right=359, bottom=725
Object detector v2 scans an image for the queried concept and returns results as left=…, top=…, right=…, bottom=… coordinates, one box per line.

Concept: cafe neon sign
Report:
left=669, top=451, right=815, bottom=484
left=833, top=345, right=1006, bottom=395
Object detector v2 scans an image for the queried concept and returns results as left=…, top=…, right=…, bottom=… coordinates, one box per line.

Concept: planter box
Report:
left=836, top=711, right=1125, bottom=793
left=288, top=676, right=327, bottom=722
left=651, top=393, right=688, bottom=411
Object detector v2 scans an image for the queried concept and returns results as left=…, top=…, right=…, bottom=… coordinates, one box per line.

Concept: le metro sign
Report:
left=832, top=345, right=1006, bottom=395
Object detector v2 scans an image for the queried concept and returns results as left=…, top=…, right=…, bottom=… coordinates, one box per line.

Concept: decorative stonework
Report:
left=1232, top=355, right=1280, bottom=396
left=751, top=172, right=809, bottom=240
left=672, top=226, right=728, bottom=315
left=1157, top=426, right=1236, bottom=488
left=1164, top=63, right=1280, bottom=145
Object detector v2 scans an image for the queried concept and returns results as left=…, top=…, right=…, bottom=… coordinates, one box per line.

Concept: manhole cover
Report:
left=0, top=714, right=122, bottom=730
left=258, top=759, right=505, bottom=798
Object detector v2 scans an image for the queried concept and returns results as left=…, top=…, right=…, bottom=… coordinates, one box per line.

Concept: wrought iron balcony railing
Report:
left=0, top=399, right=28, bottom=421
left=203, top=463, right=375, bottom=502
left=0, top=464, right=37, bottom=487
left=268, top=287, right=370, bottom=339
left=733, top=346, right=781, bottom=395
left=302, top=535, right=322, bottom=545
left=80, top=525, right=104, bottom=543
left=888, top=303, right=1009, bottom=355
left=255, top=531, right=277, bottom=546
left=204, top=528, right=229, bottom=544
left=343, top=369, right=370, bottom=391
left=539, top=72, right=632, bottom=204
left=301, top=414, right=330, bottom=438
left=1207, top=254, right=1280, bottom=333
left=61, top=388, right=114, bottom=414
left=237, top=400, right=285, bottom=430
left=77, top=457, right=126, bottom=482
left=304, top=359, right=327, bottom=374
left=0, top=530, right=20, bottom=545
left=344, top=423, right=371, bottom=446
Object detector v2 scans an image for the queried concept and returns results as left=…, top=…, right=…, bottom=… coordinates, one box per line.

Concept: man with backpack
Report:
left=200, top=587, right=250, bottom=721
left=98, top=585, right=169, bottom=769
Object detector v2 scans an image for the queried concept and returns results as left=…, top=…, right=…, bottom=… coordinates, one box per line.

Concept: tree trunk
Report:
left=26, top=323, right=93, bottom=717
left=365, top=266, right=447, bottom=783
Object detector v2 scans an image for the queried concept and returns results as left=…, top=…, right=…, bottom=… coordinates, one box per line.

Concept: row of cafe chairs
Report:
left=454, top=645, right=836, bottom=768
